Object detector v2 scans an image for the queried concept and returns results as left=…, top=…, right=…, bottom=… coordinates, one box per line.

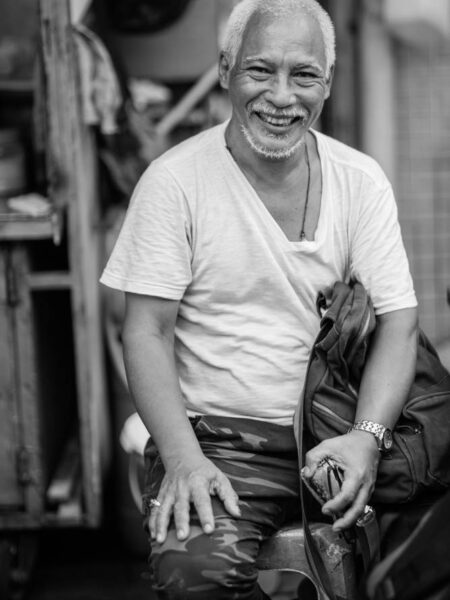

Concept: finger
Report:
left=155, top=492, right=175, bottom=544
left=322, top=475, right=360, bottom=516
left=191, top=485, right=215, bottom=534
left=303, top=447, right=333, bottom=475
left=211, top=475, right=241, bottom=518
left=148, top=495, right=165, bottom=539
left=173, top=490, right=191, bottom=541
left=149, top=477, right=171, bottom=539
left=332, top=486, right=369, bottom=531
left=148, top=502, right=159, bottom=539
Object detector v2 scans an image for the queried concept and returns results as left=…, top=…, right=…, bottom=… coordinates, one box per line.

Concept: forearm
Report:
left=355, top=307, right=418, bottom=428
left=121, top=293, right=240, bottom=541
left=122, top=322, right=203, bottom=471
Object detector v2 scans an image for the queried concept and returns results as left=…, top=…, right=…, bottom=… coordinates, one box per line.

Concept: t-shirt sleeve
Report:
left=100, top=162, right=192, bottom=299
left=350, top=179, right=417, bottom=315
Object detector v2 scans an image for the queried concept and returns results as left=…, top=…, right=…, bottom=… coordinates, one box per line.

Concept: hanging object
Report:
left=111, top=0, right=192, bottom=33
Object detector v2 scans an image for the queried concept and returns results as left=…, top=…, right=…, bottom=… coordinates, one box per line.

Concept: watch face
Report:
left=383, top=429, right=393, bottom=451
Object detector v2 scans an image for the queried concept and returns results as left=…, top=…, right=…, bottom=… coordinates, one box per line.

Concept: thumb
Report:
left=301, top=466, right=311, bottom=478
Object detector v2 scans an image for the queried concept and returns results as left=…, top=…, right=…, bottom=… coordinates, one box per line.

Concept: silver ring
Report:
left=149, top=498, right=161, bottom=509
left=356, top=505, right=375, bottom=527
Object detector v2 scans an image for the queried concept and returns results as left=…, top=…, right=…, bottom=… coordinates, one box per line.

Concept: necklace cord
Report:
left=300, top=141, right=311, bottom=241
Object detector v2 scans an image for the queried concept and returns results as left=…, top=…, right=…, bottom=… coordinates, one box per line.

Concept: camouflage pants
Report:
left=143, top=416, right=302, bottom=600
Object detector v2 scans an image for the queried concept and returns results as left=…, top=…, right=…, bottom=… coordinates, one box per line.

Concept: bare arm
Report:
left=122, top=292, right=240, bottom=542
left=304, top=306, right=418, bottom=529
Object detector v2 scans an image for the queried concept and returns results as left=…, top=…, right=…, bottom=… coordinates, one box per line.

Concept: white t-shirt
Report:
left=100, top=122, right=417, bottom=425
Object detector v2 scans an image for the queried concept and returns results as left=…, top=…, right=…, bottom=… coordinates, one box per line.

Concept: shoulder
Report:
left=151, top=122, right=226, bottom=178
left=314, top=130, right=390, bottom=190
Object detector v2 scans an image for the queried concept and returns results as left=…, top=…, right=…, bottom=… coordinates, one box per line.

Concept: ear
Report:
left=219, top=51, right=231, bottom=90
left=324, top=64, right=335, bottom=100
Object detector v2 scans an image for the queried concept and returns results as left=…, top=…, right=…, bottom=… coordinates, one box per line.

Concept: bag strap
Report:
left=298, top=399, right=342, bottom=600
left=298, top=399, right=380, bottom=599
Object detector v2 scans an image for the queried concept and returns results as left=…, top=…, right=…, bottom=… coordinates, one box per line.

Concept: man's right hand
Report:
left=149, top=455, right=241, bottom=544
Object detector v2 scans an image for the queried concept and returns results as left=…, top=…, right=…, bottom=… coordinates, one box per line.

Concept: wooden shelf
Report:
left=0, top=79, right=34, bottom=94
left=27, top=271, right=72, bottom=290
left=0, top=201, right=62, bottom=242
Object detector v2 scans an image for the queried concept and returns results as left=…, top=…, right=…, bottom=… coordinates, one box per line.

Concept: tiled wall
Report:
left=395, top=40, right=450, bottom=344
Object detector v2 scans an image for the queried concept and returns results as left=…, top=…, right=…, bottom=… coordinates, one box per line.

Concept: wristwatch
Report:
left=351, top=420, right=393, bottom=453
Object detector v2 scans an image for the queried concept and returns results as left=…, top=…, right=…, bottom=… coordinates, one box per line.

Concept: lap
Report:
left=143, top=416, right=302, bottom=599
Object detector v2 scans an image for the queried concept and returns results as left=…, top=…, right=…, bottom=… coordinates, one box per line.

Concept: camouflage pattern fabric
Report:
left=142, top=416, right=302, bottom=599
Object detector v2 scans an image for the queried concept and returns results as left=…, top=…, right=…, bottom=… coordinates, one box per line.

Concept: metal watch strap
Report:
left=352, top=420, right=386, bottom=441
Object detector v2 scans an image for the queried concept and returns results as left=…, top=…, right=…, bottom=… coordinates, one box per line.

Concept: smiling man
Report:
left=100, top=1, right=418, bottom=598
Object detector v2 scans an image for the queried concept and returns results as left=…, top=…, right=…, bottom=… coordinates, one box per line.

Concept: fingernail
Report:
left=322, top=508, right=331, bottom=516
left=177, top=529, right=184, bottom=539
left=204, top=524, right=213, bottom=534
left=156, top=534, right=164, bottom=544
left=301, top=467, right=310, bottom=477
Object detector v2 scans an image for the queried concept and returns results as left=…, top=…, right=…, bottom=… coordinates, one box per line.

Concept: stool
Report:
left=256, top=522, right=358, bottom=600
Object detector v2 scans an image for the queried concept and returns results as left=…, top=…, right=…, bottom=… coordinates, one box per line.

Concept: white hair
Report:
left=220, top=0, right=336, bottom=79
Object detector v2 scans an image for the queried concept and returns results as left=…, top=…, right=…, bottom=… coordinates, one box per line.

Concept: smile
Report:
left=254, top=111, right=303, bottom=128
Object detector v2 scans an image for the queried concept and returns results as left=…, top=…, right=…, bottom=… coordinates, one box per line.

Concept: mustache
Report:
left=250, top=103, right=307, bottom=119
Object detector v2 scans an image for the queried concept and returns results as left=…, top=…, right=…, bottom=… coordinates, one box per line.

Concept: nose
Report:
left=265, top=74, right=296, bottom=108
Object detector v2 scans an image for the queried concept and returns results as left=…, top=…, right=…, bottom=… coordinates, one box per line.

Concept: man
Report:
left=101, top=0, right=418, bottom=598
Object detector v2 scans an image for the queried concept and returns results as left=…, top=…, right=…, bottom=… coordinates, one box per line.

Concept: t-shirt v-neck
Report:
left=218, top=125, right=329, bottom=253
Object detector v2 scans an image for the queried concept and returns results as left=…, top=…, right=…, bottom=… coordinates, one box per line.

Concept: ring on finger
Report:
left=356, top=504, right=375, bottom=526
left=149, top=498, right=161, bottom=509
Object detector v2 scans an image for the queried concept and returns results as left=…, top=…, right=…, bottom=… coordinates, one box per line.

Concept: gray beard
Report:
left=241, top=125, right=305, bottom=160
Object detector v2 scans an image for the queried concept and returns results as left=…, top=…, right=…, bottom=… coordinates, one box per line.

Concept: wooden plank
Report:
left=0, top=247, right=24, bottom=508
left=39, top=0, right=110, bottom=527
left=0, top=219, right=54, bottom=241
left=0, top=199, right=61, bottom=242
left=27, top=271, right=72, bottom=290
left=0, top=80, right=34, bottom=94
left=12, top=245, right=46, bottom=518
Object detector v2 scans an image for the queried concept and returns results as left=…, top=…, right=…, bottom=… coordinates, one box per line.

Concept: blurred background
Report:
left=1, top=0, right=450, bottom=598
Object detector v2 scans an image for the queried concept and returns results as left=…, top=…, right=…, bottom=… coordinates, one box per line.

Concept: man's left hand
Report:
left=302, top=430, right=380, bottom=530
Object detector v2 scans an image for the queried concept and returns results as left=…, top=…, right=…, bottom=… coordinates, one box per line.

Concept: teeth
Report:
left=258, top=113, right=296, bottom=126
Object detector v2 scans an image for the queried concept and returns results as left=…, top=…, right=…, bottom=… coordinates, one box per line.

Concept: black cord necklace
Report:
left=300, top=140, right=311, bottom=241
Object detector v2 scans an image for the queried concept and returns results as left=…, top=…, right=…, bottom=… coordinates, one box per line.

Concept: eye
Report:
left=247, top=66, right=271, bottom=77
left=293, top=70, right=322, bottom=86
left=294, top=71, right=318, bottom=79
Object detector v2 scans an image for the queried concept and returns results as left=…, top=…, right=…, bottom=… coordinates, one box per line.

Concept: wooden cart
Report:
left=0, top=1, right=109, bottom=596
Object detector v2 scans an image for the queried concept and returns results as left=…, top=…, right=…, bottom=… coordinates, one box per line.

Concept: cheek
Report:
left=229, top=78, right=268, bottom=101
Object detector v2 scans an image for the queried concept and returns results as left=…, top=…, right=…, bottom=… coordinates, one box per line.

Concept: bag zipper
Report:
left=311, top=401, right=353, bottom=430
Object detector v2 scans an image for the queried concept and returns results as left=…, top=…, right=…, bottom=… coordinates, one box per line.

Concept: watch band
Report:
left=352, top=420, right=386, bottom=441
left=351, top=420, right=393, bottom=453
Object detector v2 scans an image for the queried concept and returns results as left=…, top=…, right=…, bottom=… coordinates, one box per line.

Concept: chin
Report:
left=241, top=125, right=304, bottom=160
